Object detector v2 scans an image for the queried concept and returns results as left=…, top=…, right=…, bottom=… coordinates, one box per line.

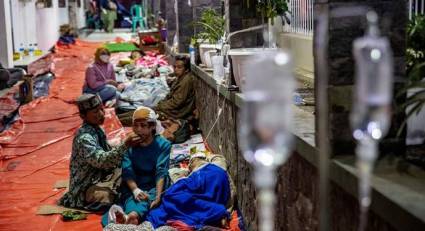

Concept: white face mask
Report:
left=99, top=55, right=110, bottom=63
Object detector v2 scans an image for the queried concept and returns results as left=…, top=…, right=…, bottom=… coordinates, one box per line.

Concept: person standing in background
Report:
left=99, top=0, right=117, bottom=32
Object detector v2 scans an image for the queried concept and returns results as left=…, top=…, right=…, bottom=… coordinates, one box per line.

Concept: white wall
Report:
left=278, top=32, right=315, bottom=83
left=0, top=0, right=13, bottom=67
left=76, top=2, right=86, bottom=29
left=10, top=0, right=86, bottom=54
left=59, top=0, right=86, bottom=29
left=36, top=3, right=60, bottom=51
left=10, top=0, right=38, bottom=52
left=58, top=0, right=70, bottom=26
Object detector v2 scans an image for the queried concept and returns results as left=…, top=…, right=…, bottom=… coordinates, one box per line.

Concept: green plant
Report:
left=244, top=0, right=289, bottom=24
left=396, top=15, right=425, bottom=136
left=193, top=8, right=225, bottom=44
left=406, top=15, right=425, bottom=82
left=257, top=0, right=288, bottom=20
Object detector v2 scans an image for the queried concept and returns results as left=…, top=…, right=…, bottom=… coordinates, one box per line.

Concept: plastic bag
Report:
left=107, top=204, right=127, bottom=224
left=33, top=73, right=54, bottom=99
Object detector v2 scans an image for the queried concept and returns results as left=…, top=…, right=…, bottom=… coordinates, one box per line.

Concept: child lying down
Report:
left=105, top=154, right=237, bottom=230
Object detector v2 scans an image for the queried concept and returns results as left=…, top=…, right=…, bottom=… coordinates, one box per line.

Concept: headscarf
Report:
left=132, top=106, right=164, bottom=134
left=94, top=47, right=111, bottom=63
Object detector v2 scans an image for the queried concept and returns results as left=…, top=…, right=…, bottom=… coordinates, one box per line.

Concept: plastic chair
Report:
left=130, top=4, right=147, bottom=32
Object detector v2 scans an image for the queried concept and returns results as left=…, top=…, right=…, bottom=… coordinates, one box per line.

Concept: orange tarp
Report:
left=0, top=40, right=123, bottom=231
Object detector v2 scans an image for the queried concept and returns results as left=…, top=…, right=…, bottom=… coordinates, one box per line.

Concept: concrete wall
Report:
left=314, top=0, right=407, bottom=155
left=228, top=0, right=262, bottom=48
left=278, top=32, right=314, bottom=83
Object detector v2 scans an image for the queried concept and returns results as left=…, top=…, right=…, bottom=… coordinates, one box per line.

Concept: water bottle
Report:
left=19, top=43, right=25, bottom=58
left=293, top=92, right=305, bottom=106
left=34, top=43, right=39, bottom=55
left=29, top=44, right=34, bottom=56
left=189, top=45, right=196, bottom=65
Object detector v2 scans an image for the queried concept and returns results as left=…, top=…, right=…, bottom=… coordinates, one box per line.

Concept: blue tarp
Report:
left=146, top=164, right=231, bottom=229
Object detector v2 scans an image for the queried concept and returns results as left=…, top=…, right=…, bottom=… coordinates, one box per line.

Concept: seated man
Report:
left=154, top=56, right=195, bottom=121
left=59, top=94, right=141, bottom=211
left=102, top=106, right=171, bottom=226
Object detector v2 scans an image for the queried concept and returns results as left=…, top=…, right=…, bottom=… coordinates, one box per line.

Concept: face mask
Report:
left=99, top=55, right=110, bottom=63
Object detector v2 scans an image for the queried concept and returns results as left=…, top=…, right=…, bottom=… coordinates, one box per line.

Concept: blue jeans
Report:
left=83, top=84, right=119, bottom=103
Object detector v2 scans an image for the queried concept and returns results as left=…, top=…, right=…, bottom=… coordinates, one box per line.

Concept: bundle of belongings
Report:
left=135, top=52, right=168, bottom=68
left=116, top=64, right=171, bottom=81
left=111, top=49, right=174, bottom=127
left=116, top=77, right=169, bottom=124
left=104, top=147, right=244, bottom=231
left=0, top=62, right=26, bottom=90
left=141, top=36, right=159, bottom=46
left=27, top=54, right=54, bottom=77
left=57, top=24, right=77, bottom=46
left=33, top=73, right=54, bottom=99
left=112, top=51, right=170, bottom=81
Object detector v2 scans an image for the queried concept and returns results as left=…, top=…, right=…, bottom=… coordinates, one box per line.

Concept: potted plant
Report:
left=256, top=0, right=289, bottom=47
left=396, top=15, right=425, bottom=166
left=226, top=0, right=290, bottom=90
left=193, top=8, right=225, bottom=67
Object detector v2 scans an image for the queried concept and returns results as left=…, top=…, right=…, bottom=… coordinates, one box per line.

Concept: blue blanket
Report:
left=146, top=164, right=230, bottom=229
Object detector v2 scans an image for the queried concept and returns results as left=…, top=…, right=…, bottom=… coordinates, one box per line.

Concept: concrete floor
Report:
left=79, top=28, right=138, bottom=42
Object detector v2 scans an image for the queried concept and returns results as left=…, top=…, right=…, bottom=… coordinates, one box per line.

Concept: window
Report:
left=59, top=0, right=66, bottom=8
left=36, top=0, right=53, bottom=8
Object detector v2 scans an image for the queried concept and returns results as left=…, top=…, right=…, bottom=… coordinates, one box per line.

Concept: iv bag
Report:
left=351, top=13, right=394, bottom=141
left=239, top=50, right=295, bottom=167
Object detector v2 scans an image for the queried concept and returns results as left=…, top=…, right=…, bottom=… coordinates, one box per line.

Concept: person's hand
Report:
left=124, top=132, right=142, bottom=147
left=117, top=83, right=125, bottom=91
left=166, top=76, right=176, bottom=85
left=221, top=217, right=229, bottom=229
left=150, top=197, right=161, bottom=209
left=106, top=80, right=118, bottom=87
left=132, top=188, right=149, bottom=202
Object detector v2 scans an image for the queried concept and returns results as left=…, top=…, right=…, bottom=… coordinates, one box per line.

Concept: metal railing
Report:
left=409, top=0, right=425, bottom=19
left=287, top=0, right=314, bottom=36
left=284, top=0, right=424, bottom=36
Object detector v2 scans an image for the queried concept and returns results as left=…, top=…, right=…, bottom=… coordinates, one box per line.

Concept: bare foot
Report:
left=115, top=211, right=126, bottom=224
left=126, top=212, right=140, bottom=225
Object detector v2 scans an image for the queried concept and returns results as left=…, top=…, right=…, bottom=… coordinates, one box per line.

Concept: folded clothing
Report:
left=141, top=36, right=159, bottom=45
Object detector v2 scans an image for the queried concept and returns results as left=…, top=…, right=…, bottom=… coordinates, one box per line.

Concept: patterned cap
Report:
left=133, top=106, right=158, bottom=122
left=76, top=94, right=102, bottom=113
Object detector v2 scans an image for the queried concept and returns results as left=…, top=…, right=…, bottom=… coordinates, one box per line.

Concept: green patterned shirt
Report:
left=59, top=122, right=127, bottom=209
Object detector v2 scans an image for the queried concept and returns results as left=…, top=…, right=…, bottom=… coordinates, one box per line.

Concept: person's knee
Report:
left=124, top=198, right=149, bottom=216
left=85, top=186, right=115, bottom=204
left=100, top=85, right=117, bottom=101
